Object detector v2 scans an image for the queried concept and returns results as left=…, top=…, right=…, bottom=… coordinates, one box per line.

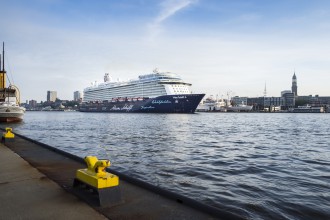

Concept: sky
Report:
left=1, top=0, right=330, bottom=102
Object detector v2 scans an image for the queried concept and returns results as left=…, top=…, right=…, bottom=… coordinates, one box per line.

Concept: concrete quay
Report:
left=0, top=143, right=107, bottom=220
left=0, top=133, right=241, bottom=220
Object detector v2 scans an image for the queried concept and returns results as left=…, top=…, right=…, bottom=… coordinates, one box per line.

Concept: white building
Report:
left=74, top=91, right=82, bottom=101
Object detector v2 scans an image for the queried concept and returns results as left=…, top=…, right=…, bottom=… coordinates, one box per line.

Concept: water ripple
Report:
left=2, top=112, right=330, bottom=219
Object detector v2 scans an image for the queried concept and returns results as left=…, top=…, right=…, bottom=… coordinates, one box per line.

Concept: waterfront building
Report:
left=29, top=100, right=37, bottom=109
left=313, top=96, right=330, bottom=105
left=47, top=91, right=57, bottom=102
left=247, top=97, right=264, bottom=111
left=264, top=97, right=284, bottom=108
left=247, top=97, right=284, bottom=111
left=231, top=96, right=248, bottom=105
left=296, top=95, right=330, bottom=107
left=74, top=91, right=82, bottom=102
left=292, top=72, right=298, bottom=96
left=281, top=90, right=291, bottom=97
left=281, top=91, right=295, bottom=109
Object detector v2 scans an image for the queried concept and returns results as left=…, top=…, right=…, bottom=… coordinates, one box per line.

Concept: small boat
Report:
left=41, top=106, right=52, bottom=111
left=226, top=102, right=253, bottom=112
left=289, top=105, right=324, bottom=113
left=196, top=96, right=227, bottom=112
left=0, top=42, right=25, bottom=122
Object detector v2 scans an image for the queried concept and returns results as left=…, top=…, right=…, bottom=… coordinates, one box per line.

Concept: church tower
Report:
left=291, top=72, right=298, bottom=96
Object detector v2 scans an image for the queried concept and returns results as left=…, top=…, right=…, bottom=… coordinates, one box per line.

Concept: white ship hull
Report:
left=0, top=105, right=25, bottom=122
left=196, top=97, right=227, bottom=112
left=289, top=106, right=324, bottom=113
left=227, top=105, right=253, bottom=112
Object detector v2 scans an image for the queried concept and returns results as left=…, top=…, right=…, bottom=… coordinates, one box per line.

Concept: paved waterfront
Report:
left=1, top=134, right=232, bottom=220
left=0, top=143, right=107, bottom=219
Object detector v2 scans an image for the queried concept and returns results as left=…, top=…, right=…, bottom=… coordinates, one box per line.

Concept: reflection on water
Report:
left=2, top=112, right=330, bottom=219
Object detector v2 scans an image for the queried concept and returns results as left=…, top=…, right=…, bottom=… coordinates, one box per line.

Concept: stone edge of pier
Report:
left=0, top=131, right=242, bottom=220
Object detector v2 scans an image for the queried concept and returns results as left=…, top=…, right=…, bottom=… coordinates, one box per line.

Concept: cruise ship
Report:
left=79, top=69, right=205, bottom=113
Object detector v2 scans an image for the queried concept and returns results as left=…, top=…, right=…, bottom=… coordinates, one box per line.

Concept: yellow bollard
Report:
left=2, top=127, right=15, bottom=143
left=73, top=156, right=121, bottom=206
left=75, top=156, right=119, bottom=188
left=3, top=127, right=15, bottom=138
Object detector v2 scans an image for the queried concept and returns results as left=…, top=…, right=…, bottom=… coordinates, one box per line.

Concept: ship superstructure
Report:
left=83, top=69, right=192, bottom=102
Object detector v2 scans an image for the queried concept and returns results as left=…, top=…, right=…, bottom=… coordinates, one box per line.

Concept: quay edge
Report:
left=1, top=130, right=242, bottom=220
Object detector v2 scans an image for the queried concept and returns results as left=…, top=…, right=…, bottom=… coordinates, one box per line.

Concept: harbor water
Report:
left=2, top=112, right=329, bottom=219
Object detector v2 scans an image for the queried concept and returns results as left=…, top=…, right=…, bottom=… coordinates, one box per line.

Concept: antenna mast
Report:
left=2, top=42, right=4, bottom=72
left=0, top=42, right=6, bottom=89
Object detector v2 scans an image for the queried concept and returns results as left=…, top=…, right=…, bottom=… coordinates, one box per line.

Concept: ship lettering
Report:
left=152, top=100, right=172, bottom=105
left=110, top=105, right=121, bottom=111
left=110, top=105, right=134, bottom=111
left=122, top=104, right=134, bottom=111
left=173, top=96, right=187, bottom=99
left=141, top=106, right=155, bottom=109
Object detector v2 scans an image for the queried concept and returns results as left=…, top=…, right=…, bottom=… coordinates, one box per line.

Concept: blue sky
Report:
left=1, top=0, right=330, bottom=102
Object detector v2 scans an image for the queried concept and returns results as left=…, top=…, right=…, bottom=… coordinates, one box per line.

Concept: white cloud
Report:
left=148, top=0, right=196, bottom=40
left=156, top=0, right=195, bottom=23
